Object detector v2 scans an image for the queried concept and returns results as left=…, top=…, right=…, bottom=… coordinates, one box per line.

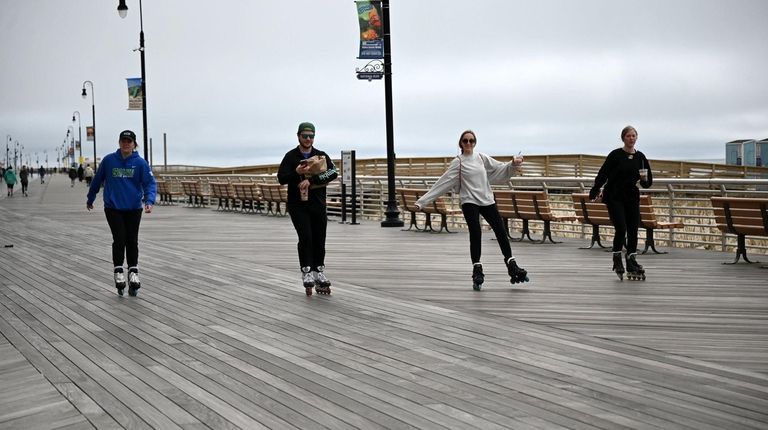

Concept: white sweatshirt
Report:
left=415, top=152, right=516, bottom=208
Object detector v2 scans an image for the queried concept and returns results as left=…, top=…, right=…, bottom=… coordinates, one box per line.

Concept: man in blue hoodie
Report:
left=87, top=130, right=156, bottom=297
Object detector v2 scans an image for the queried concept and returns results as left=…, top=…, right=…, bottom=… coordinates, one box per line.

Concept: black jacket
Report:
left=589, top=148, right=653, bottom=202
left=277, top=146, right=338, bottom=206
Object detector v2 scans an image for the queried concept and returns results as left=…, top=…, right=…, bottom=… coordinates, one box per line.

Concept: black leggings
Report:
left=288, top=203, right=328, bottom=269
left=461, top=203, right=512, bottom=264
left=21, top=181, right=28, bottom=194
left=606, top=198, right=640, bottom=253
left=104, top=208, right=143, bottom=268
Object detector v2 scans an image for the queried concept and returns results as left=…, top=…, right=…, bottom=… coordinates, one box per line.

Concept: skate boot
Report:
left=302, top=267, right=315, bottom=296
left=314, top=266, right=332, bottom=295
left=114, top=269, right=126, bottom=296
left=127, top=269, right=141, bottom=296
left=625, top=253, right=646, bottom=281
left=471, top=263, right=484, bottom=291
left=612, top=252, right=625, bottom=281
left=506, top=257, right=529, bottom=284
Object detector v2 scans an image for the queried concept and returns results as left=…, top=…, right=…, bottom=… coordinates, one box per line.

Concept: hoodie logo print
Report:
left=112, top=167, right=135, bottom=178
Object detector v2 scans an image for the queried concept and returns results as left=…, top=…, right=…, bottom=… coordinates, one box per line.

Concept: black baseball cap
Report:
left=119, top=130, right=136, bottom=142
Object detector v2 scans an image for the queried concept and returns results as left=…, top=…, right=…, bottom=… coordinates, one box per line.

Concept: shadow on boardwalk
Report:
left=1, top=174, right=767, bottom=429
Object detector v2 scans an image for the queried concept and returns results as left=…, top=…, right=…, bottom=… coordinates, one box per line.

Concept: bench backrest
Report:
left=209, top=182, right=233, bottom=199
left=232, top=182, right=259, bottom=201
left=711, top=197, right=768, bottom=236
left=639, top=195, right=664, bottom=228
left=181, top=180, right=203, bottom=196
left=396, top=188, right=422, bottom=213
left=571, top=193, right=612, bottom=226
left=259, top=183, right=288, bottom=203
left=396, top=188, right=453, bottom=214
left=495, top=190, right=554, bottom=221
left=156, top=179, right=168, bottom=194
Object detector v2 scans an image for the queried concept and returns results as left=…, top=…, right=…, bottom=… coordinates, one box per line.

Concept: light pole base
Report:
left=381, top=210, right=404, bottom=227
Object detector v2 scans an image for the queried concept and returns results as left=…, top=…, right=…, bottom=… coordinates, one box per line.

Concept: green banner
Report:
left=126, top=77, right=143, bottom=110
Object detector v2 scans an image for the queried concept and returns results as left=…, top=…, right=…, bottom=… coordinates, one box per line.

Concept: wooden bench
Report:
left=209, top=182, right=236, bottom=211
left=711, top=196, right=768, bottom=265
left=639, top=195, right=684, bottom=254
left=231, top=182, right=262, bottom=213
left=258, top=183, right=288, bottom=216
left=495, top=190, right=576, bottom=243
left=572, top=193, right=685, bottom=252
left=571, top=193, right=613, bottom=249
left=180, top=180, right=209, bottom=207
left=155, top=179, right=182, bottom=205
left=396, top=188, right=462, bottom=233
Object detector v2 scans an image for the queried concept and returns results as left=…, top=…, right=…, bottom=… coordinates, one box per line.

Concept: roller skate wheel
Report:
left=305, top=287, right=313, bottom=296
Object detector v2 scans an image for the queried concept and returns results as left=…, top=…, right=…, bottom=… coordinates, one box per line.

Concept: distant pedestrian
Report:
left=39, top=165, right=46, bottom=183
left=19, top=165, right=29, bottom=197
left=84, top=164, right=94, bottom=186
left=415, top=129, right=528, bottom=290
left=589, top=125, right=653, bottom=281
left=87, top=130, right=157, bottom=297
left=77, top=164, right=84, bottom=182
left=68, top=164, right=77, bottom=187
left=4, top=166, right=17, bottom=197
left=277, top=122, right=339, bottom=296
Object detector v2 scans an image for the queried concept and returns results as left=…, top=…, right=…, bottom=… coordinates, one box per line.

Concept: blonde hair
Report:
left=621, top=125, right=637, bottom=141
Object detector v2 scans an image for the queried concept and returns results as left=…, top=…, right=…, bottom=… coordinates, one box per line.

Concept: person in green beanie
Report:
left=277, top=122, right=339, bottom=296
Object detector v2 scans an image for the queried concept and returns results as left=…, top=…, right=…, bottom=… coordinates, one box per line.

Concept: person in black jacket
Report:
left=589, top=125, right=653, bottom=280
left=277, top=122, right=339, bottom=295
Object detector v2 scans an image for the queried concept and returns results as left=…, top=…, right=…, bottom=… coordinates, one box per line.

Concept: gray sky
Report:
left=1, top=0, right=766, bottom=168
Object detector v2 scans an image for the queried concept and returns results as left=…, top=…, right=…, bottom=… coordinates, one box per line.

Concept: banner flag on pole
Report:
left=126, top=77, right=143, bottom=110
left=356, top=1, right=384, bottom=59
left=86, top=126, right=94, bottom=142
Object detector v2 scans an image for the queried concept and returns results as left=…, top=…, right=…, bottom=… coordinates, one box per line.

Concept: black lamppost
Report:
left=380, top=0, right=403, bottom=227
left=117, top=0, right=149, bottom=161
left=72, top=111, right=82, bottom=163
left=5, top=135, right=10, bottom=168
left=67, top=126, right=75, bottom=167
left=82, top=81, right=97, bottom=170
left=14, top=140, right=19, bottom=170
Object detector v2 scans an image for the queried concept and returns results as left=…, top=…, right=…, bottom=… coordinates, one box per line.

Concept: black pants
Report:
left=461, top=203, right=512, bottom=264
left=287, top=203, right=328, bottom=269
left=606, top=198, right=640, bottom=253
left=104, top=208, right=143, bottom=268
left=21, top=180, right=28, bottom=194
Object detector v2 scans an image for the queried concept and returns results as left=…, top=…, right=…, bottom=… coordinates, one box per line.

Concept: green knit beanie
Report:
left=297, top=122, right=315, bottom=134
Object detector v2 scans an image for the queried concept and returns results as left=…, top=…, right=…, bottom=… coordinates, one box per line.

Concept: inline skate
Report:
left=472, top=263, right=484, bottom=291
left=625, top=253, right=646, bottom=281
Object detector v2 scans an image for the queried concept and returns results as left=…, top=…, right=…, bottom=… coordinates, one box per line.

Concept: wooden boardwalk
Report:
left=1, top=174, right=767, bottom=430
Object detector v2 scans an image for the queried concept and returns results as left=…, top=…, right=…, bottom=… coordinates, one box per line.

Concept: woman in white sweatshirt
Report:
left=415, top=130, right=528, bottom=290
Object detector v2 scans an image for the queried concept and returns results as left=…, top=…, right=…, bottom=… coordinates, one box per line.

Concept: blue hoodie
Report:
left=87, top=149, right=157, bottom=210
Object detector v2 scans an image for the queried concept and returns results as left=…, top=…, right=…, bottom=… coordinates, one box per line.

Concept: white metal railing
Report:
left=158, top=174, right=768, bottom=256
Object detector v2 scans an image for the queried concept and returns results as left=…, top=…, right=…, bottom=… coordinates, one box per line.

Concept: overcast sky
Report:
left=1, top=0, right=766, bottom=168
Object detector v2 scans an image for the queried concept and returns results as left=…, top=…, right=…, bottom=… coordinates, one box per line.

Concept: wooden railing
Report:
left=181, top=154, right=768, bottom=179
left=157, top=171, right=768, bottom=257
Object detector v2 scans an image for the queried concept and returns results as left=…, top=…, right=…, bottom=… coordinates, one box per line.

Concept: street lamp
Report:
left=82, top=80, right=98, bottom=170
left=67, top=126, right=75, bottom=167
left=72, top=111, right=82, bottom=163
left=117, top=0, right=149, bottom=161
left=5, top=135, right=10, bottom=169
left=14, top=140, right=19, bottom=170
left=380, top=0, right=403, bottom=227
